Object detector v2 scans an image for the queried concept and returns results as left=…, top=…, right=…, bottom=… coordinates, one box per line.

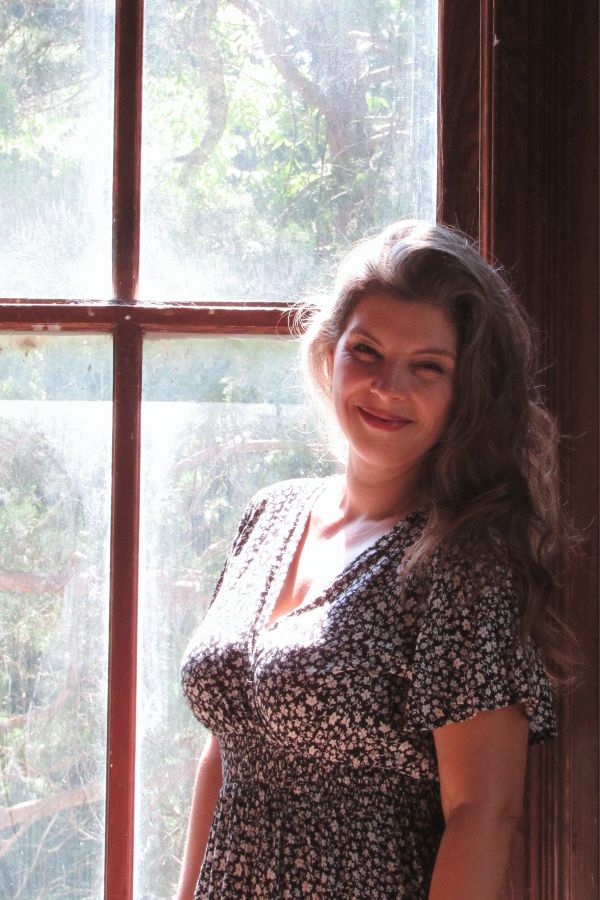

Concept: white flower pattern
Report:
left=181, top=478, right=557, bottom=899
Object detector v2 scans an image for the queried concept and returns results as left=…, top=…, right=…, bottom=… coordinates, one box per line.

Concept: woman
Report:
left=178, top=220, right=563, bottom=899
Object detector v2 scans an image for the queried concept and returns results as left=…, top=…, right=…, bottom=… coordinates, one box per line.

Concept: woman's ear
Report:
left=324, top=342, right=335, bottom=387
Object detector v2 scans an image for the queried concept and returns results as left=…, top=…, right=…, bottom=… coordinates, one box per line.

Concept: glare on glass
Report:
left=0, top=1, right=115, bottom=299
left=0, top=334, right=112, bottom=898
left=135, top=336, right=339, bottom=898
left=140, top=0, right=438, bottom=302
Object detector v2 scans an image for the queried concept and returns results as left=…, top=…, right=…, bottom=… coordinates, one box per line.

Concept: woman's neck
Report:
left=328, top=460, right=421, bottom=526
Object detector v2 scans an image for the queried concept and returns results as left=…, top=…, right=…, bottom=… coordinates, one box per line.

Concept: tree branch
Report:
left=0, top=782, right=103, bottom=842
left=0, top=551, right=82, bottom=595
left=227, top=0, right=334, bottom=123
left=0, top=680, right=73, bottom=732
left=173, top=439, right=292, bottom=475
left=175, top=0, right=228, bottom=168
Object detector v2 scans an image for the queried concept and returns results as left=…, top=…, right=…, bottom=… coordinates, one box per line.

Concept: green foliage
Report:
left=0, top=415, right=108, bottom=898
left=0, top=0, right=114, bottom=297
left=143, top=336, right=303, bottom=402
left=0, top=334, right=112, bottom=400
left=0, top=0, right=436, bottom=300
left=140, top=0, right=436, bottom=299
left=0, top=420, right=83, bottom=571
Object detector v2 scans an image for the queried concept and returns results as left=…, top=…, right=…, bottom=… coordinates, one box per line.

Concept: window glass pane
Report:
left=135, top=336, right=337, bottom=897
left=0, top=334, right=112, bottom=898
left=140, top=0, right=438, bottom=302
left=0, top=2, right=115, bottom=299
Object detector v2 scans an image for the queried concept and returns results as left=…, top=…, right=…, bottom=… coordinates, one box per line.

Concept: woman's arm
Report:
left=175, top=733, right=223, bottom=900
left=428, top=703, right=530, bottom=900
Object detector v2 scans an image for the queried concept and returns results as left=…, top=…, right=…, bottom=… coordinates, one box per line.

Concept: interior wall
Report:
left=439, top=1, right=599, bottom=897
left=491, top=5, right=598, bottom=895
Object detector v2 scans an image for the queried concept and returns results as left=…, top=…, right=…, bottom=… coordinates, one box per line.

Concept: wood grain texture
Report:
left=478, top=0, right=496, bottom=258
left=437, top=1, right=481, bottom=239
left=486, top=3, right=598, bottom=898
left=441, top=2, right=598, bottom=897
left=112, top=0, right=144, bottom=301
left=0, top=302, right=295, bottom=335
left=104, top=322, right=143, bottom=900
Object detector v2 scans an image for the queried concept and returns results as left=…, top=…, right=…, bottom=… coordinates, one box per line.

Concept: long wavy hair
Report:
left=299, top=219, right=581, bottom=690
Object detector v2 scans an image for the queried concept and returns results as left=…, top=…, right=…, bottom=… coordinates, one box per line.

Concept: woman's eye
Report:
left=415, top=361, right=444, bottom=374
left=351, top=343, right=378, bottom=357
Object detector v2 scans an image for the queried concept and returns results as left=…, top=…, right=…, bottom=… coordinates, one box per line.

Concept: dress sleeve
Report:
left=403, top=547, right=558, bottom=745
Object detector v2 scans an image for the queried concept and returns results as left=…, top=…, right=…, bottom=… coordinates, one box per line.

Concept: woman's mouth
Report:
left=357, top=407, right=413, bottom=431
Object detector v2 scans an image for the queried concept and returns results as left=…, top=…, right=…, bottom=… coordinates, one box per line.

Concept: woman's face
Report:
left=329, top=291, right=457, bottom=480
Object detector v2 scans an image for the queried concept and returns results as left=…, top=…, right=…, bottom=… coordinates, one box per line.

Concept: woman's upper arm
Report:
left=433, top=703, right=530, bottom=824
left=198, top=732, right=223, bottom=780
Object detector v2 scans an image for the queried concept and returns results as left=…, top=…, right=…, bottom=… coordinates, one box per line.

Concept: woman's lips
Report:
left=357, top=407, right=413, bottom=431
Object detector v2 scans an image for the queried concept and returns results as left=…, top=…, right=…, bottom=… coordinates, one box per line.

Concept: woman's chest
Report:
left=270, top=518, right=403, bottom=629
left=192, top=568, right=427, bottom=768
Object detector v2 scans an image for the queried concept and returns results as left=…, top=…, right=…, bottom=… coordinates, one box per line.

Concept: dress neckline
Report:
left=253, top=477, right=426, bottom=639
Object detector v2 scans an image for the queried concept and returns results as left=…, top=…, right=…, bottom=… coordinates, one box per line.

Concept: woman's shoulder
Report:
left=236, top=476, right=331, bottom=530
left=222, top=477, right=328, bottom=561
left=427, top=528, right=521, bottom=612
left=407, top=527, right=557, bottom=743
left=247, top=475, right=332, bottom=510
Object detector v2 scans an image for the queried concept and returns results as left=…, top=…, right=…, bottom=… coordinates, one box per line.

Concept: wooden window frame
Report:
left=0, top=1, right=597, bottom=898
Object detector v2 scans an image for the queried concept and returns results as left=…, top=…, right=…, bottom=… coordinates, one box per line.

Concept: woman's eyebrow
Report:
left=346, top=327, right=384, bottom=346
left=349, top=329, right=456, bottom=361
left=413, top=347, right=456, bottom=360
left=347, top=327, right=377, bottom=338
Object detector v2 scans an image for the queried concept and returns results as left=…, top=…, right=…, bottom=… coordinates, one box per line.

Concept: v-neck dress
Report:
left=181, top=477, right=557, bottom=899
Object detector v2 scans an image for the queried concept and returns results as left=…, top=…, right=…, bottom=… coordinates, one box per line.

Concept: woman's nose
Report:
left=372, top=362, right=409, bottom=398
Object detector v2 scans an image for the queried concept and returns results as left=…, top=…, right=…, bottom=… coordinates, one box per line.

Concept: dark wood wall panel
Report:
left=437, top=1, right=481, bottom=239
left=490, top=5, right=598, bottom=896
left=439, top=2, right=598, bottom=897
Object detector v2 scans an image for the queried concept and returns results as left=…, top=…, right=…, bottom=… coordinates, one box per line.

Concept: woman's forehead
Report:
left=343, top=292, right=457, bottom=343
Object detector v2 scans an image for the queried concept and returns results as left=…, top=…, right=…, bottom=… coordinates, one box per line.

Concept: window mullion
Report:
left=104, top=321, right=143, bottom=899
left=113, top=0, right=145, bottom=301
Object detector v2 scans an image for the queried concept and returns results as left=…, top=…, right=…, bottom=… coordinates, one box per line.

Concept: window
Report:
left=0, top=1, right=437, bottom=896
left=0, top=0, right=115, bottom=298
left=0, top=335, right=112, bottom=897
left=140, top=0, right=437, bottom=302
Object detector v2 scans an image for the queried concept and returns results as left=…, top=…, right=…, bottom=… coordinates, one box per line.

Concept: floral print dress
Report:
left=181, top=478, right=557, bottom=899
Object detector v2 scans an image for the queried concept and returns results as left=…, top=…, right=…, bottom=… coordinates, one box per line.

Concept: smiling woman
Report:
left=1, top=0, right=595, bottom=895
left=302, top=218, right=574, bottom=661
left=329, top=294, right=457, bottom=487
left=178, top=220, right=568, bottom=899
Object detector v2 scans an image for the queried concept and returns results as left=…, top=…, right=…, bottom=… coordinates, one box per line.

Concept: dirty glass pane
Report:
left=0, top=334, right=112, bottom=899
left=140, top=0, right=438, bottom=302
left=135, top=336, right=338, bottom=898
left=0, top=1, right=115, bottom=299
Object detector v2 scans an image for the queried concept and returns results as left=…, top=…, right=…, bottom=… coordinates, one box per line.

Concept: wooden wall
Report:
left=439, top=2, right=599, bottom=897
